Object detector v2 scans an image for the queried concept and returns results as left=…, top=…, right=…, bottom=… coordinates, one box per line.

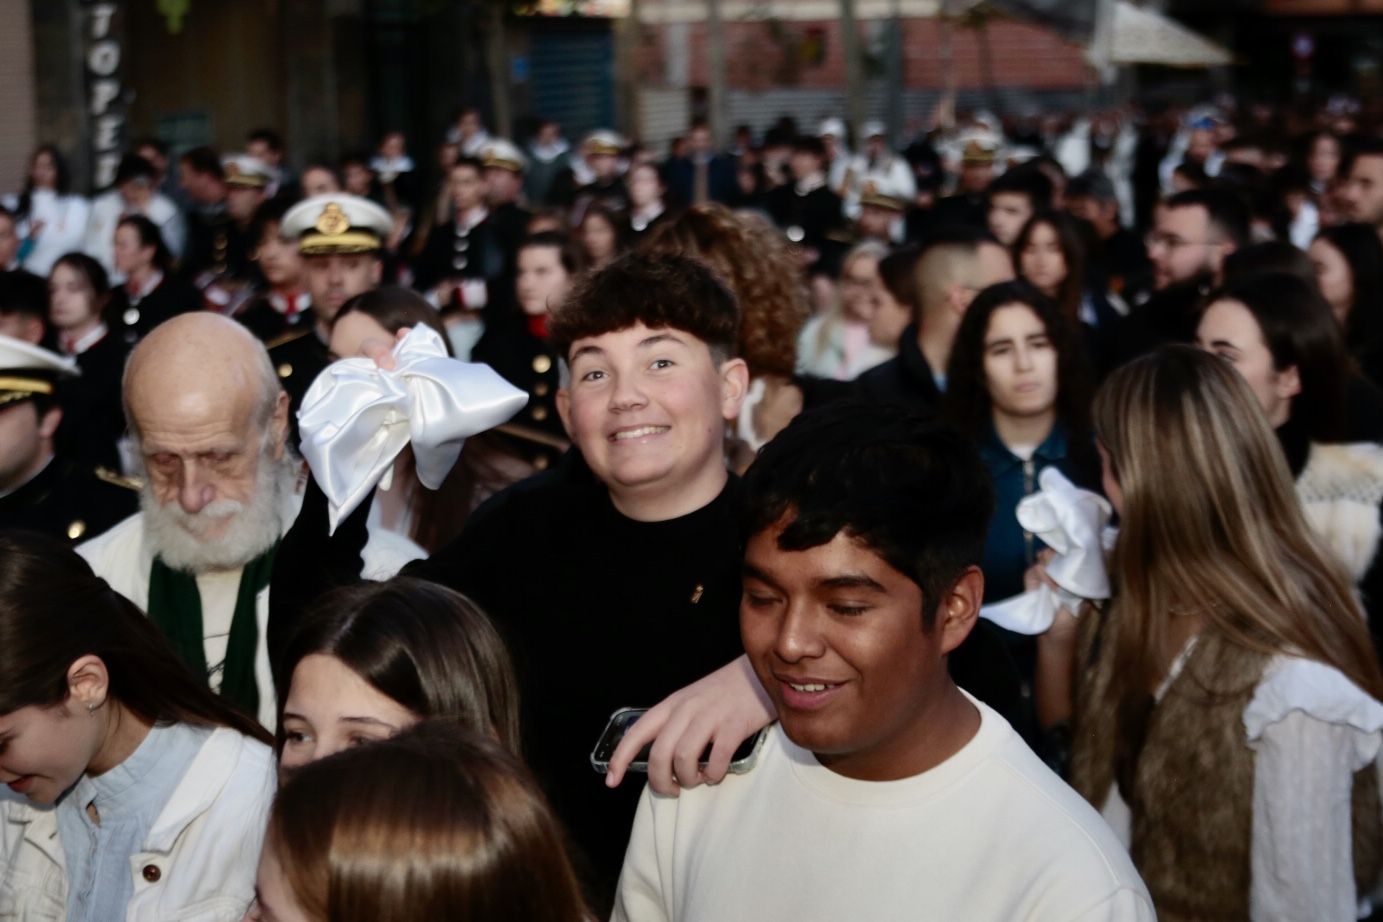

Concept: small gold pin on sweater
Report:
left=690, top=583, right=705, bottom=604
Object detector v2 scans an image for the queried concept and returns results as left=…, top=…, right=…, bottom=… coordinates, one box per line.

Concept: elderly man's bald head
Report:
left=124, top=313, right=284, bottom=442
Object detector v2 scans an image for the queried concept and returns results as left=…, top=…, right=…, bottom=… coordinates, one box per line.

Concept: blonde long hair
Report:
left=1094, top=346, right=1383, bottom=709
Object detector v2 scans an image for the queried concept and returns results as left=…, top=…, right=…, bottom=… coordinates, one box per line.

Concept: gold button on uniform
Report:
left=533, top=382, right=549, bottom=397
left=67, top=520, right=87, bottom=541
left=531, top=405, right=548, bottom=422
left=277, top=363, right=293, bottom=379
left=142, top=864, right=161, bottom=883
left=532, top=355, right=552, bottom=374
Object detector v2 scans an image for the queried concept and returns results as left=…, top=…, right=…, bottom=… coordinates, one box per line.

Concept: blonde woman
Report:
left=1038, top=346, right=1383, bottom=921
left=796, top=240, right=896, bottom=381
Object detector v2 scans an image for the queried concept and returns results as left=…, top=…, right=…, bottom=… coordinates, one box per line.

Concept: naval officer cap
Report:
left=482, top=139, right=529, bottom=174
left=0, top=334, right=77, bottom=408
left=281, top=194, right=394, bottom=257
left=223, top=154, right=275, bottom=189
left=583, top=130, right=627, bottom=157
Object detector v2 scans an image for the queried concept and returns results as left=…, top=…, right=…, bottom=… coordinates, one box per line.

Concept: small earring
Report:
left=87, top=702, right=98, bottom=715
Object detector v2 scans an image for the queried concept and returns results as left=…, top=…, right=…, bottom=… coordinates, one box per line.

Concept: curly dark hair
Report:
left=942, top=279, right=1093, bottom=446
left=640, top=203, right=809, bottom=378
left=548, top=250, right=739, bottom=363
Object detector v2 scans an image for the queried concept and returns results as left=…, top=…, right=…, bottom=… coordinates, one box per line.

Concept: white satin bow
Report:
left=980, top=467, right=1115, bottom=635
left=298, top=325, right=529, bottom=532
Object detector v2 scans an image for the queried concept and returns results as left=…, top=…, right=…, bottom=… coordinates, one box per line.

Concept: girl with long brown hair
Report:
left=249, top=719, right=588, bottom=922
left=0, top=531, right=275, bottom=921
left=1039, top=346, right=1383, bottom=920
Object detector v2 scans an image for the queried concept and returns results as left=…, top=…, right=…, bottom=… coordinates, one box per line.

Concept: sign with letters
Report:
left=84, top=1, right=125, bottom=190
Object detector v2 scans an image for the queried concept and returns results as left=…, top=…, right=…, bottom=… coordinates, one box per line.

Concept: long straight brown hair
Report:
left=0, top=531, right=271, bottom=744
left=267, top=718, right=588, bottom=922
left=1094, top=347, right=1383, bottom=717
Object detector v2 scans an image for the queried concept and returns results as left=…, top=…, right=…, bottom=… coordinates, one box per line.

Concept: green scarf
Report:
left=146, top=541, right=279, bottom=718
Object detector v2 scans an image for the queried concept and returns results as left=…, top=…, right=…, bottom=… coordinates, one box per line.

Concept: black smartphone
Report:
left=590, top=706, right=768, bottom=775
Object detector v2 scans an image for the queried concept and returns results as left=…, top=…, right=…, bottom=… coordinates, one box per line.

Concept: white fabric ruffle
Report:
left=980, top=467, right=1114, bottom=635
left=1244, top=655, right=1383, bottom=769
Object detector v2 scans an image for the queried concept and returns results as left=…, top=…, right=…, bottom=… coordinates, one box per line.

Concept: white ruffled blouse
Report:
left=1102, top=649, right=1383, bottom=921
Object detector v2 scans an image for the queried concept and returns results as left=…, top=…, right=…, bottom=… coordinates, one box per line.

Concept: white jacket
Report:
left=0, top=728, right=275, bottom=922
left=83, top=190, right=186, bottom=282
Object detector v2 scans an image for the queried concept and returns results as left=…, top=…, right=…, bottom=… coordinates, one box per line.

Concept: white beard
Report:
left=141, top=451, right=293, bottom=573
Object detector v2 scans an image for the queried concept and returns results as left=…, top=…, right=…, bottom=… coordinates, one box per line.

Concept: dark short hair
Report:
left=116, top=214, right=173, bottom=272
left=878, top=243, right=921, bottom=309
left=451, top=156, right=484, bottom=176
left=987, top=165, right=1054, bottom=213
left=113, top=153, right=157, bottom=187
left=1221, top=240, right=1313, bottom=287
left=740, top=402, right=993, bottom=629
left=1065, top=170, right=1118, bottom=205
left=52, top=252, right=110, bottom=299
left=248, top=128, right=284, bottom=153
left=249, top=196, right=296, bottom=248
left=518, top=231, right=585, bottom=277
left=548, top=251, right=739, bottom=364
left=1344, top=134, right=1383, bottom=175
left=793, top=136, right=827, bottom=160
left=179, top=145, right=224, bottom=180
left=0, top=270, right=47, bottom=320
left=1164, top=187, right=1251, bottom=248
left=130, top=136, right=169, bottom=158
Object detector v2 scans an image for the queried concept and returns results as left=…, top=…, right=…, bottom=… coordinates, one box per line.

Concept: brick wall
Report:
left=0, top=0, right=39, bottom=193
left=654, top=14, right=1090, bottom=93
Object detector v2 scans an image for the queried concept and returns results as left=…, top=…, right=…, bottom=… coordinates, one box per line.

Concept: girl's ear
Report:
left=66, top=655, right=111, bottom=712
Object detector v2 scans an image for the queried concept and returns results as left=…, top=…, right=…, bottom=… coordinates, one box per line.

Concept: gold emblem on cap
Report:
left=316, top=203, right=351, bottom=237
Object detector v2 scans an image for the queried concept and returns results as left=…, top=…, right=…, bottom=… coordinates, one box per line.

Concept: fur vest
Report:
left=1297, top=441, right=1383, bottom=582
left=1070, top=612, right=1381, bottom=921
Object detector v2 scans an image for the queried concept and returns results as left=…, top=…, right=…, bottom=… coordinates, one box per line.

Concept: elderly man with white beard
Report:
left=78, top=313, right=422, bottom=727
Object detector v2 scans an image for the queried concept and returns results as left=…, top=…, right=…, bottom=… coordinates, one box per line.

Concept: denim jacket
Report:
left=979, top=421, right=1098, bottom=604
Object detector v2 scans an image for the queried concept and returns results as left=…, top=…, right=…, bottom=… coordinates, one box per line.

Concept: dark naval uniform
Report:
left=268, top=328, right=332, bottom=447
left=106, top=273, right=204, bottom=345
left=0, top=457, right=138, bottom=543
left=236, top=292, right=313, bottom=344
left=471, top=315, right=568, bottom=471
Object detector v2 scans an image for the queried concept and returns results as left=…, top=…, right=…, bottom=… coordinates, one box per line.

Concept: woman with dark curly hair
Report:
left=641, top=204, right=811, bottom=456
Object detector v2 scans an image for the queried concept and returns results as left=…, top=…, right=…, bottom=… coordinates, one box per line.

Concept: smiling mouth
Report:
left=609, top=425, right=670, bottom=442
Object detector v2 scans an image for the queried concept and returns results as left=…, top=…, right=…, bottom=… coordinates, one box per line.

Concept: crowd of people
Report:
left=1, top=92, right=1383, bottom=920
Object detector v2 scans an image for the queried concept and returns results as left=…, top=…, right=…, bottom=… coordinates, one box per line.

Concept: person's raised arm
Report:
left=267, top=336, right=402, bottom=667
left=605, top=654, right=777, bottom=796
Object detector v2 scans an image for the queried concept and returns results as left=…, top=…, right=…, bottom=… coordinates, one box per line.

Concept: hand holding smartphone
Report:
left=591, top=707, right=767, bottom=776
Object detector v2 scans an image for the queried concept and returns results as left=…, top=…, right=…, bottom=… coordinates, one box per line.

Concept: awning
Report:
left=1090, top=1, right=1233, bottom=69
